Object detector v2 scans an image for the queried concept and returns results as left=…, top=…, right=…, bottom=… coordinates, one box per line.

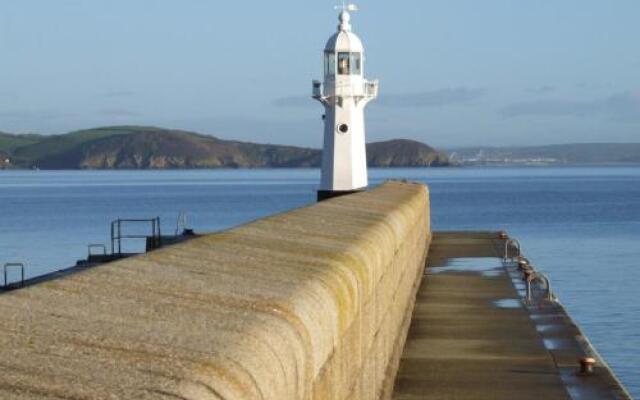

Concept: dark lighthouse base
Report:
left=317, top=189, right=366, bottom=202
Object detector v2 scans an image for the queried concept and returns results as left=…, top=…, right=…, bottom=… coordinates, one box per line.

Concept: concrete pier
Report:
left=0, top=182, right=632, bottom=399
left=393, top=232, right=632, bottom=400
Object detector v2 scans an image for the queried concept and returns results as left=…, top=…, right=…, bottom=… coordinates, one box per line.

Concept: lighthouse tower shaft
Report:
left=313, top=9, right=378, bottom=201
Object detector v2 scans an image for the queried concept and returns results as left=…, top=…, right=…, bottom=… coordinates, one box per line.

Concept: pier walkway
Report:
left=392, top=232, right=632, bottom=400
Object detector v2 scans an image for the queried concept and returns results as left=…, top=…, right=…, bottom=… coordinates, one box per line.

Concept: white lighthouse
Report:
left=313, top=5, right=378, bottom=201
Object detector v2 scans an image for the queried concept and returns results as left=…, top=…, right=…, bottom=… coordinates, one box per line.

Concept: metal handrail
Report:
left=3, top=263, right=25, bottom=287
left=535, top=272, right=556, bottom=302
left=110, top=217, right=161, bottom=255
left=88, top=244, right=107, bottom=258
left=175, top=212, right=189, bottom=236
left=316, top=79, right=380, bottom=99
left=505, top=236, right=557, bottom=304
left=364, top=79, right=379, bottom=97
left=523, top=266, right=556, bottom=304
left=526, top=274, right=534, bottom=303
left=504, top=238, right=521, bottom=261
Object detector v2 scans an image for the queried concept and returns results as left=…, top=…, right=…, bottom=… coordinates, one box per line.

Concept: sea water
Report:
left=0, top=167, right=638, bottom=395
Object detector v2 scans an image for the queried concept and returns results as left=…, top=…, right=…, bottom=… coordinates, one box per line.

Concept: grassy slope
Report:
left=0, top=132, right=44, bottom=154
left=11, top=126, right=160, bottom=162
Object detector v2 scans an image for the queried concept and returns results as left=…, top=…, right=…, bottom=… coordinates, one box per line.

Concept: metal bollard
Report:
left=579, top=357, right=596, bottom=375
left=517, top=257, right=530, bottom=270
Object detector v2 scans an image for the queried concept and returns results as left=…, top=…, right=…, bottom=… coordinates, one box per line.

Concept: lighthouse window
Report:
left=350, top=53, right=362, bottom=75
left=337, top=52, right=350, bottom=75
left=325, top=52, right=336, bottom=76
left=337, top=52, right=361, bottom=75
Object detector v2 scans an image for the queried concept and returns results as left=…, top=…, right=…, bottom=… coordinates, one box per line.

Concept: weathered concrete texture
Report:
left=0, top=181, right=431, bottom=400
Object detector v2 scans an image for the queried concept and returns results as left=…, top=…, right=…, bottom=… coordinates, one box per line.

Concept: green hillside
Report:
left=0, top=126, right=449, bottom=169
left=11, top=126, right=153, bottom=163
left=0, top=132, right=44, bottom=154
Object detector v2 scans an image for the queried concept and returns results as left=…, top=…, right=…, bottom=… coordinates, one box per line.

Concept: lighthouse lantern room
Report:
left=313, top=4, right=378, bottom=201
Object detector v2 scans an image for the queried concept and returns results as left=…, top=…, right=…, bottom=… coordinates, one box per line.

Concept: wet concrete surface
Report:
left=392, top=231, right=633, bottom=400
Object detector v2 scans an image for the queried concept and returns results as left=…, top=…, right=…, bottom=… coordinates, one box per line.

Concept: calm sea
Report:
left=1, top=167, right=639, bottom=395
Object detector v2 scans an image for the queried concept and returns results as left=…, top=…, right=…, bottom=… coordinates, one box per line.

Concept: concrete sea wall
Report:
left=0, top=181, right=431, bottom=400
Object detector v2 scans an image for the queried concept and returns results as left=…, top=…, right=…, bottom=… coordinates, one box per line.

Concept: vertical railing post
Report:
left=117, top=219, right=122, bottom=255
left=110, top=221, right=115, bottom=255
left=151, top=218, right=156, bottom=249
left=157, top=217, right=162, bottom=247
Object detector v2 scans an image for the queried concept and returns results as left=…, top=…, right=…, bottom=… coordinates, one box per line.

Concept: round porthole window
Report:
left=337, top=124, right=349, bottom=134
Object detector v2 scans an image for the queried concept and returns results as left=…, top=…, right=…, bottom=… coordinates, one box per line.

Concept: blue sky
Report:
left=1, top=0, right=639, bottom=148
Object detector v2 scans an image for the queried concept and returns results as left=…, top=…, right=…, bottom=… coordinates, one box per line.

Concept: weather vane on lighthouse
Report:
left=335, top=1, right=358, bottom=12
left=313, top=3, right=379, bottom=201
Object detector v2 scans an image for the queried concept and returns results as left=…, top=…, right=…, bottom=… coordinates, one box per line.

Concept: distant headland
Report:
left=0, top=126, right=449, bottom=170
left=2, top=126, right=639, bottom=170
